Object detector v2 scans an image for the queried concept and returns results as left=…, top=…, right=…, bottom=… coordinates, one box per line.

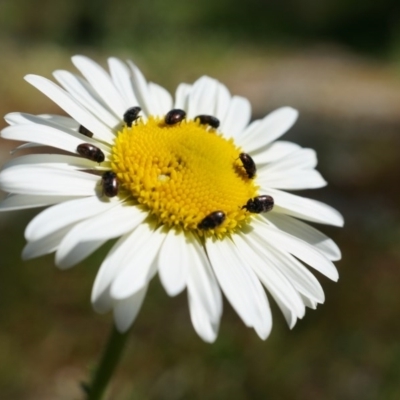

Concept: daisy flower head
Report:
left=0, top=56, right=343, bottom=343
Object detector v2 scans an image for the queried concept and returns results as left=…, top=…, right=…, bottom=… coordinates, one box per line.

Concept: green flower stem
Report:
left=86, top=325, right=131, bottom=400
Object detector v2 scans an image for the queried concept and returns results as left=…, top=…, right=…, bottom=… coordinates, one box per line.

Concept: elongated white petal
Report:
left=265, top=213, right=341, bottom=261
left=25, top=74, right=115, bottom=142
left=110, top=225, right=165, bottom=299
left=239, top=107, right=298, bottom=153
left=252, top=218, right=339, bottom=281
left=25, top=196, right=119, bottom=241
left=268, top=188, right=344, bottom=227
left=264, top=244, right=325, bottom=303
left=188, top=291, right=219, bottom=343
left=0, top=166, right=99, bottom=196
left=251, top=141, right=301, bottom=165
left=234, top=233, right=304, bottom=328
left=148, top=82, right=173, bottom=116
left=0, top=194, right=80, bottom=211
left=108, top=57, right=139, bottom=108
left=22, top=226, right=71, bottom=260
left=127, top=60, right=154, bottom=117
left=186, top=233, right=222, bottom=324
left=38, top=114, right=80, bottom=129
left=174, top=83, right=191, bottom=110
left=220, top=96, right=251, bottom=139
left=260, top=148, right=318, bottom=173
left=113, top=286, right=148, bottom=333
left=72, top=55, right=127, bottom=118
left=1, top=124, right=111, bottom=157
left=258, top=169, right=327, bottom=190
left=91, top=213, right=148, bottom=313
left=53, top=70, right=120, bottom=129
left=187, top=76, right=218, bottom=119
left=5, top=112, right=78, bottom=130
left=157, top=229, right=187, bottom=296
left=214, top=82, right=231, bottom=122
left=2, top=154, right=97, bottom=171
left=206, top=237, right=271, bottom=338
left=56, top=204, right=145, bottom=269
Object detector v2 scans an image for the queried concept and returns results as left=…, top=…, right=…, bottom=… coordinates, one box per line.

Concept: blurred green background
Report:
left=1, top=1, right=400, bottom=399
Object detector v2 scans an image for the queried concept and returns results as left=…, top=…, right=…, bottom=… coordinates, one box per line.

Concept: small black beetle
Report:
left=242, top=195, right=274, bottom=213
left=165, top=109, right=186, bottom=125
left=123, top=106, right=141, bottom=127
left=101, top=171, right=119, bottom=197
left=195, top=115, right=220, bottom=129
left=197, top=211, right=226, bottom=230
left=77, top=143, right=105, bottom=163
left=78, top=125, right=93, bottom=138
left=239, top=153, right=256, bottom=179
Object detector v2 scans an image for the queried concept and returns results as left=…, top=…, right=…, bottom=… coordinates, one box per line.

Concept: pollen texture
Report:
left=111, top=117, right=258, bottom=236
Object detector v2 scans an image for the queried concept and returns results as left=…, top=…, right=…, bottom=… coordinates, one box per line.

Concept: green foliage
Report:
left=1, top=0, right=399, bottom=55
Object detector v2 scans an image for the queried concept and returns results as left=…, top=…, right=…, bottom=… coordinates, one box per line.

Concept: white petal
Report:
left=264, top=244, right=325, bottom=304
left=214, top=82, right=231, bottom=122
left=188, top=291, right=219, bottom=343
left=91, top=215, right=149, bottom=313
left=0, top=194, right=80, bottom=211
left=22, top=226, right=71, bottom=260
left=157, top=229, right=187, bottom=296
left=206, top=237, right=271, bottom=339
left=113, top=286, right=148, bottom=333
left=174, top=83, right=191, bottom=110
left=265, top=213, right=341, bottom=261
left=268, top=188, right=344, bottom=227
left=148, top=83, right=173, bottom=116
left=55, top=204, right=145, bottom=269
left=1, top=124, right=111, bottom=156
left=53, top=70, right=120, bottom=129
left=252, top=218, right=339, bottom=281
left=25, top=196, right=119, bottom=241
left=186, top=233, right=222, bottom=324
left=258, top=169, right=327, bottom=190
left=38, top=114, right=80, bottom=129
left=5, top=112, right=78, bottom=130
left=234, top=233, right=304, bottom=327
left=187, top=76, right=218, bottom=119
left=238, top=231, right=325, bottom=305
left=25, top=74, right=115, bottom=143
left=260, top=148, right=318, bottom=173
left=108, top=57, right=139, bottom=108
left=110, top=225, right=165, bottom=299
left=127, top=60, right=154, bottom=117
left=3, top=154, right=98, bottom=171
left=220, top=96, right=251, bottom=139
left=238, top=107, right=298, bottom=153
left=71, top=55, right=127, bottom=118
left=251, top=141, right=301, bottom=165
left=0, top=166, right=99, bottom=196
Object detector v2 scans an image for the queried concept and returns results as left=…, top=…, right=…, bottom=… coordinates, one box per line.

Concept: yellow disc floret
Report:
left=111, top=116, right=258, bottom=236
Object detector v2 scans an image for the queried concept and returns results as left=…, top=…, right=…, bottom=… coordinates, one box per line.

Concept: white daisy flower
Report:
left=0, top=56, right=343, bottom=343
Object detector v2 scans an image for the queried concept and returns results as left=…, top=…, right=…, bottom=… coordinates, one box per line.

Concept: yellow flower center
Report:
left=111, top=117, right=258, bottom=237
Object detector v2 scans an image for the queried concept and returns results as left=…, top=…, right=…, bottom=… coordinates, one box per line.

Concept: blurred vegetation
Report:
left=1, top=1, right=400, bottom=400
left=0, top=0, right=400, bottom=57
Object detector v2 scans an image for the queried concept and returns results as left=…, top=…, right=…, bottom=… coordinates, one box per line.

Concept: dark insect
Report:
left=197, top=211, right=226, bottom=230
left=123, top=106, right=141, bottom=127
left=101, top=171, right=119, bottom=197
left=195, top=115, right=220, bottom=129
left=239, top=152, right=256, bottom=179
left=242, top=195, right=274, bottom=213
left=165, top=109, right=186, bottom=125
left=77, top=143, right=105, bottom=163
left=78, top=125, right=93, bottom=138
